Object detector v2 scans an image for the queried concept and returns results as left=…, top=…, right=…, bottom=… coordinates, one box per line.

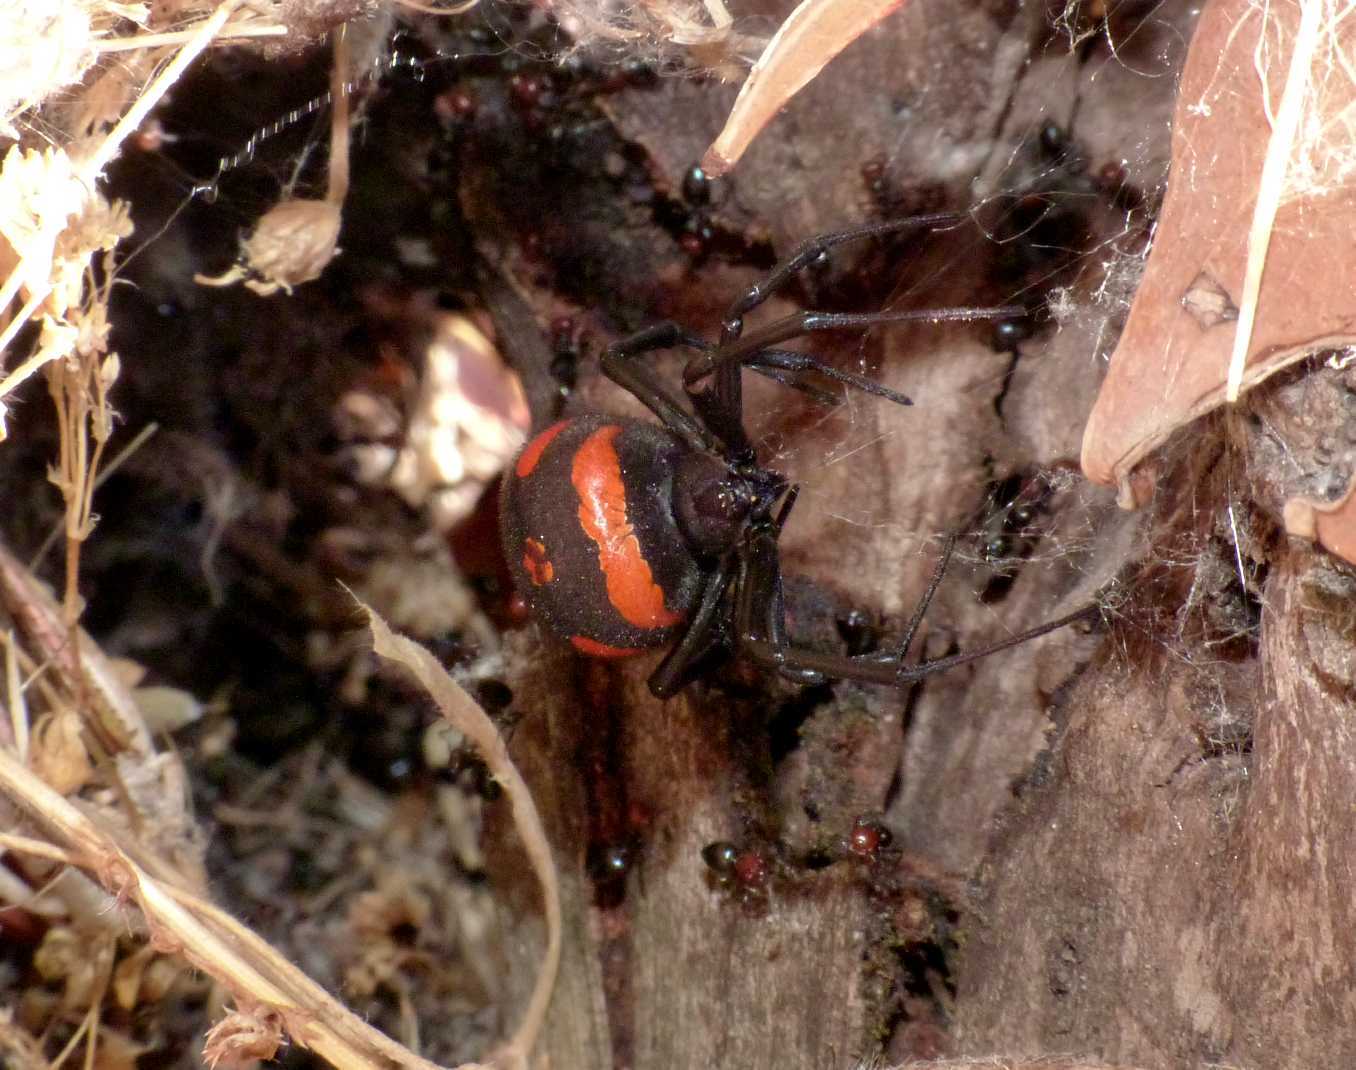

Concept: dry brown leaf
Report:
left=701, top=0, right=906, bottom=176
left=1081, top=0, right=1356, bottom=506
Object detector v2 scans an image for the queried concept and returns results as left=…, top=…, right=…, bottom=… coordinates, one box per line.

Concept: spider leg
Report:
left=719, top=213, right=965, bottom=343
left=739, top=362, right=843, bottom=407
left=602, top=322, right=718, bottom=451
left=737, top=600, right=1100, bottom=688
left=648, top=557, right=737, bottom=699
left=731, top=489, right=832, bottom=687
left=894, top=532, right=957, bottom=661
left=745, top=348, right=913, bottom=407
left=685, top=304, right=1025, bottom=390
left=731, top=501, right=1100, bottom=688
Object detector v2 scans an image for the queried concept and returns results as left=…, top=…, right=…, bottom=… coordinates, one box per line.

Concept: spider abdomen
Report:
left=501, top=414, right=705, bottom=656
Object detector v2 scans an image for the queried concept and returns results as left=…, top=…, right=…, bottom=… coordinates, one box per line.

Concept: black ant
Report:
left=500, top=215, right=1100, bottom=697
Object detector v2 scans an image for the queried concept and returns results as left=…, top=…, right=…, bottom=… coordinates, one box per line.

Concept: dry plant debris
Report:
left=0, top=2, right=282, bottom=141
left=363, top=603, right=561, bottom=1070
left=1081, top=0, right=1356, bottom=510
left=0, top=2, right=288, bottom=438
left=386, top=312, right=529, bottom=531
left=0, top=590, right=558, bottom=1068
left=548, top=0, right=741, bottom=55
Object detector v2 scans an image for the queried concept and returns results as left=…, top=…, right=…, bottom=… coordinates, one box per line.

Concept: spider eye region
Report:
left=674, top=451, right=752, bottom=556
left=500, top=415, right=706, bottom=655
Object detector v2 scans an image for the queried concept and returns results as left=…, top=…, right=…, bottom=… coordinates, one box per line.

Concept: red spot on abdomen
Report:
left=571, top=635, right=644, bottom=658
left=516, top=420, right=569, bottom=478
left=522, top=537, right=554, bottom=585
left=572, top=425, right=683, bottom=632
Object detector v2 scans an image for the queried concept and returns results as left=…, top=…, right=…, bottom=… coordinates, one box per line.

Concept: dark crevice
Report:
left=767, top=683, right=836, bottom=765
left=991, top=346, right=1021, bottom=421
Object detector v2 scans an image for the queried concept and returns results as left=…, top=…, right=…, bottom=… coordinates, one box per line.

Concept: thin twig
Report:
left=328, top=24, right=352, bottom=204
left=30, top=422, right=159, bottom=569
left=92, top=21, right=287, bottom=53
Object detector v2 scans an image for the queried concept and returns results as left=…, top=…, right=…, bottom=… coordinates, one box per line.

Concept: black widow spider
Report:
left=500, top=214, right=1099, bottom=698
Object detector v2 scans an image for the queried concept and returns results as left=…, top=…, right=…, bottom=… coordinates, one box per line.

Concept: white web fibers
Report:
left=1235, top=0, right=1356, bottom=206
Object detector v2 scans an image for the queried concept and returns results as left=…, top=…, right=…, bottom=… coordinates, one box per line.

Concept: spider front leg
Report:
left=685, top=304, right=1026, bottom=392
left=680, top=214, right=1022, bottom=395
left=601, top=322, right=718, bottom=452
left=701, top=219, right=944, bottom=423
left=603, top=321, right=756, bottom=455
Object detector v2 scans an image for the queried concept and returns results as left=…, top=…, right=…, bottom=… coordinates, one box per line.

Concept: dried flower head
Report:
left=196, top=196, right=343, bottom=296
left=202, top=1001, right=286, bottom=1069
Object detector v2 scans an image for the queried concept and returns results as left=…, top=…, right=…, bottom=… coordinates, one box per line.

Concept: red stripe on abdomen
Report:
left=572, top=425, right=683, bottom=631
left=571, top=635, right=643, bottom=658
left=515, top=420, right=569, bottom=478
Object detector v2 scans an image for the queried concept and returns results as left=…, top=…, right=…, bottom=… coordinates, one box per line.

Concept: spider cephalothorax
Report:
left=501, top=214, right=1099, bottom=697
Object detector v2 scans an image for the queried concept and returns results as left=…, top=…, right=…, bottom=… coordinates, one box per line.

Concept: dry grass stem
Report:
left=364, top=602, right=561, bottom=1070
left=329, top=23, right=353, bottom=204
left=4, top=629, right=29, bottom=760
left=0, top=542, right=154, bottom=757
left=92, top=20, right=288, bottom=52
left=1226, top=0, right=1324, bottom=401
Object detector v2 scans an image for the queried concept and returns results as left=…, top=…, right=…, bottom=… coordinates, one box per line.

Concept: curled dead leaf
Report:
left=1081, top=0, right=1356, bottom=506
left=362, top=600, right=560, bottom=1067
